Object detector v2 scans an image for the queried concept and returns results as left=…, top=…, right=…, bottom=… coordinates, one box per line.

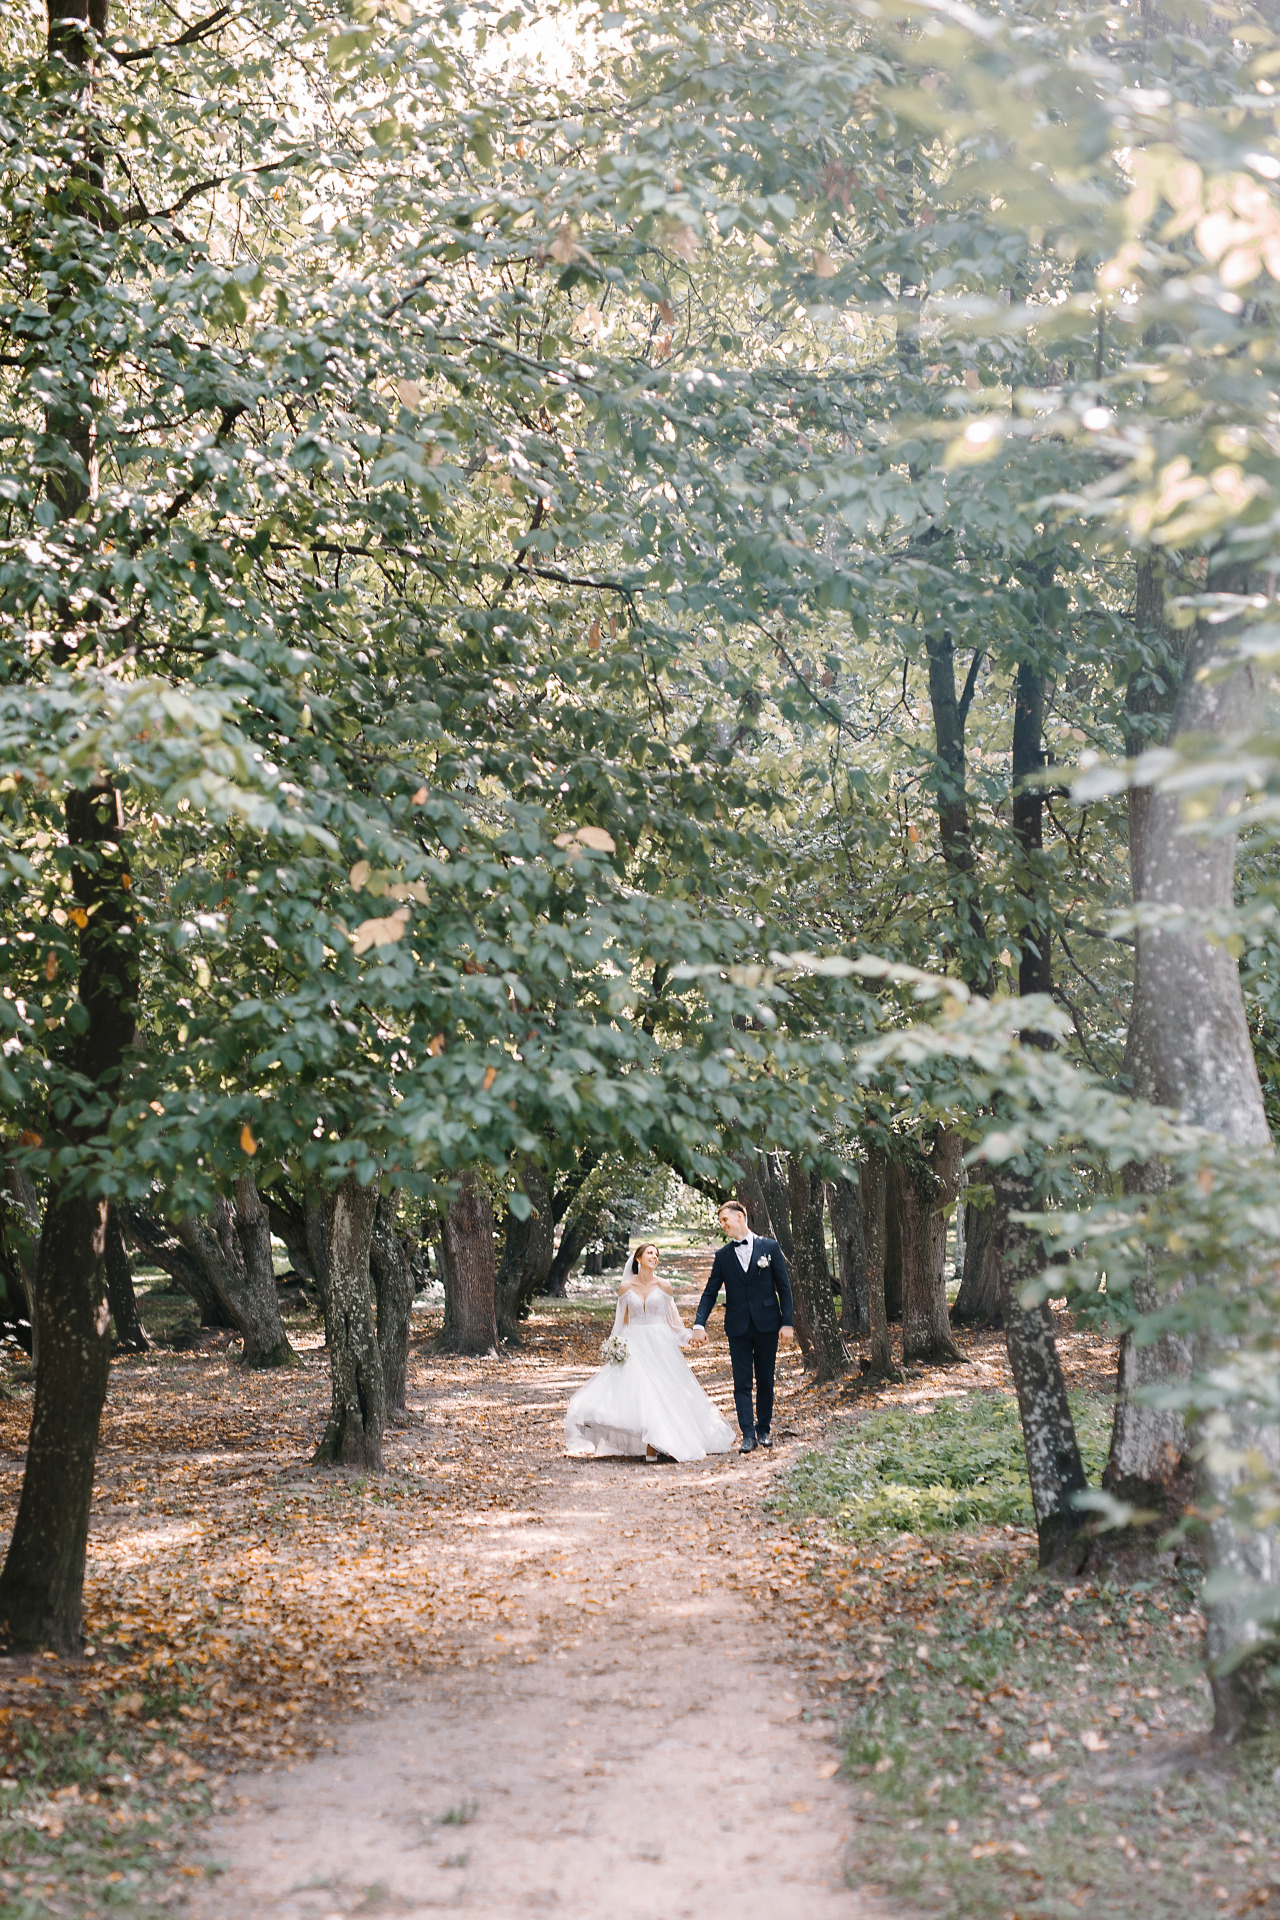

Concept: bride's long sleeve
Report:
left=610, top=1291, right=630, bottom=1338
left=664, top=1293, right=691, bottom=1347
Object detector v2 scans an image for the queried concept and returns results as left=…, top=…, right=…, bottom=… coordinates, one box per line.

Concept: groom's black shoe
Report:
left=758, top=1430, right=773, bottom=1450
left=740, top=1433, right=758, bottom=1454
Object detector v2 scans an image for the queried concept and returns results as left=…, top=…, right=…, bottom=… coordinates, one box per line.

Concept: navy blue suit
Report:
left=694, top=1236, right=793, bottom=1439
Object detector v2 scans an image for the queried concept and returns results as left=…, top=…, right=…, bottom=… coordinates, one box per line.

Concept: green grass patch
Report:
left=0, top=1692, right=216, bottom=1918
left=813, top=1551, right=1278, bottom=1918
left=777, top=1390, right=1113, bottom=1538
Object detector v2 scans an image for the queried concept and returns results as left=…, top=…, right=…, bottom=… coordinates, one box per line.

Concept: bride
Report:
left=564, top=1243, right=735, bottom=1463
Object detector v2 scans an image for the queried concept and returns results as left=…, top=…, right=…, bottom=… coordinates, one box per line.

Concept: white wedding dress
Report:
left=564, top=1286, right=735, bottom=1463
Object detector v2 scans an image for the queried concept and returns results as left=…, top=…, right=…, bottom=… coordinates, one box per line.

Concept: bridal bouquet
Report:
left=600, top=1334, right=629, bottom=1365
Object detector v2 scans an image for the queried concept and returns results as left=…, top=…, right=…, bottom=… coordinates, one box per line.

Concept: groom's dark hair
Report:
left=719, top=1200, right=747, bottom=1219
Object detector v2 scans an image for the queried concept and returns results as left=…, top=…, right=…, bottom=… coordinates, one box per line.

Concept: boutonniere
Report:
left=757, top=1253, right=771, bottom=1267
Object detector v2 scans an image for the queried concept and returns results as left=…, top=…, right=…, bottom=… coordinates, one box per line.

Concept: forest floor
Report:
left=0, top=1256, right=1278, bottom=1920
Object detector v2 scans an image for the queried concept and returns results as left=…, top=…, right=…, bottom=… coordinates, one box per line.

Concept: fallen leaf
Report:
left=1080, top=1730, right=1110, bottom=1752
left=817, top=1759, right=840, bottom=1779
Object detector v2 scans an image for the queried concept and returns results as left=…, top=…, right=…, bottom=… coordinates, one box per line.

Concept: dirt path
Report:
left=189, top=1331, right=880, bottom=1920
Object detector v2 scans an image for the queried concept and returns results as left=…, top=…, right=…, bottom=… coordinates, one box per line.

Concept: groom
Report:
left=689, top=1200, right=794, bottom=1454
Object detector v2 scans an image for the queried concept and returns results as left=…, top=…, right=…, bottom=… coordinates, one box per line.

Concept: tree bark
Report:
left=1102, top=555, right=1199, bottom=1541
left=1012, top=653, right=1054, bottom=1000
left=543, top=1207, right=597, bottom=1298
left=304, top=1176, right=331, bottom=1312
left=923, top=626, right=992, bottom=991
left=2, top=1163, right=42, bottom=1364
left=734, top=1153, right=774, bottom=1237
left=104, top=1206, right=149, bottom=1354
left=438, top=1171, right=498, bottom=1354
left=120, top=1206, right=237, bottom=1328
left=996, top=1167, right=1089, bottom=1571
left=0, top=779, right=138, bottom=1653
left=828, top=1174, right=870, bottom=1337
left=314, top=1174, right=385, bottom=1468
left=1123, top=570, right=1277, bottom=1740
left=757, top=1153, right=794, bottom=1262
left=899, top=1133, right=963, bottom=1364
left=861, top=1144, right=894, bottom=1376
left=176, top=1187, right=297, bottom=1369
left=884, top=1160, right=904, bottom=1322
left=786, top=1162, right=848, bottom=1381
left=952, top=1191, right=1002, bottom=1326
left=265, top=1185, right=315, bottom=1285
left=370, top=1191, right=415, bottom=1418
left=495, top=1162, right=554, bottom=1337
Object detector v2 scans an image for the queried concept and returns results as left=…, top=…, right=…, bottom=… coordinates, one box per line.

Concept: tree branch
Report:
left=112, top=5, right=234, bottom=64
left=957, top=645, right=984, bottom=725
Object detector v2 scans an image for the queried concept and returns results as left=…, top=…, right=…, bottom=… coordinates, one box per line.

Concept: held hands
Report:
left=689, top=1324, right=708, bottom=1345
left=779, top=1326, right=795, bottom=1345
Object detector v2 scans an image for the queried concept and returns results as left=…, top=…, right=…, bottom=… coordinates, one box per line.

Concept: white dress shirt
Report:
left=732, top=1231, right=754, bottom=1273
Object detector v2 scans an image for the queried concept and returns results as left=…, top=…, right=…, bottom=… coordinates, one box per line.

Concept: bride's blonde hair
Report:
left=624, top=1242, right=659, bottom=1278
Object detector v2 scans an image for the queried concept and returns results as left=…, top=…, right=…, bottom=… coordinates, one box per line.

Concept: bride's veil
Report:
left=622, top=1247, right=642, bottom=1281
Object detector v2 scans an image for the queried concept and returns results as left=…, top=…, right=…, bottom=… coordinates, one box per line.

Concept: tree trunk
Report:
left=923, top=625, right=992, bottom=992
left=104, top=1206, right=149, bottom=1354
left=2, top=1163, right=42, bottom=1366
left=265, top=1185, right=315, bottom=1285
left=786, top=1162, right=848, bottom=1381
left=828, top=1174, right=869, bottom=1337
left=861, top=1144, right=894, bottom=1376
left=543, top=1207, right=597, bottom=1298
left=538, top=1149, right=601, bottom=1296
left=0, top=0, right=132, bottom=1655
left=439, top=1171, right=498, bottom=1354
left=1123, top=571, right=1277, bottom=1740
left=0, top=776, right=138, bottom=1653
left=1012, top=653, right=1054, bottom=999
left=1102, top=556, right=1198, bottom=1545
left=996, top=1166, right=1089, bottom=1571
left=495, top=1162, right=554, bottom=1336
left=304, top=1176, right=331, bottom=1312
left=370, top=1191, right=415, bottom=1419
left=757, top=1153, right=794, bottom=1262
left=899, top=1134, right=963, bottom=1364
left=884, top=1161, right=903, bottom=1322
left=952, top=1190, right=1003, bottom=1326
left=120, top=1206, right=237, bottom=1328
left=314, top=1174, right=384, bottom=1468
left=176, top=1188, right=297, bottom=1369
left=734, top=1154, right=774, bottom=1237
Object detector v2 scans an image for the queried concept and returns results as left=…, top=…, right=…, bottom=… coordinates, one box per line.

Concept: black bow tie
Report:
left=733, top=1237, right=750, bottom=1246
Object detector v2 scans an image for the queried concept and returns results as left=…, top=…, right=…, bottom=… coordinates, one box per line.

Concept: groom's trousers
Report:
left=726, top=1326, right=778, bottom=1438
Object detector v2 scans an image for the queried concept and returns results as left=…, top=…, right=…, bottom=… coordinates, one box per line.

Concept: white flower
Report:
left=600, top=1334, right=630, bottom=1365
